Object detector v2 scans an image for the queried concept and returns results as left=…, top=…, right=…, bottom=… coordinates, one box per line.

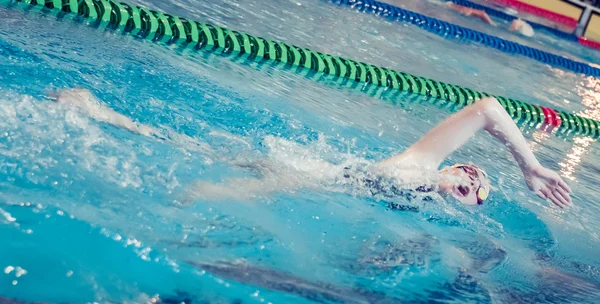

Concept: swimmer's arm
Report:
left=55, top=89, right=213, bottom=157
left=472, top=10, right=496, bottom=26
left=382, top=97, right=571, bottom=206
left=381, top=98, right=527, bottom=168
left=54, top=88, right=155, bottom=137
left=476, top=99, right=571, bottom=207
left=446, top=2, right=496, bottom=25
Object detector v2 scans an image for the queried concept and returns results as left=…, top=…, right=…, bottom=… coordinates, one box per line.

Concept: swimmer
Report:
left=187, top=97, right=571, bottom=208
left=446, top=2, right=496, bottom=26
left=445, top=2, right=534, bottom=37
left=509, top=19, right=535, bottom=37
left=370, top=96, right=571, bottom=207
left=53, top=89, right=572, bottom=208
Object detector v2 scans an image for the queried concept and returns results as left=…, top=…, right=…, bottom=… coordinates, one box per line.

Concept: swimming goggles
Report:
left=456, top=165, right=489, bottom=205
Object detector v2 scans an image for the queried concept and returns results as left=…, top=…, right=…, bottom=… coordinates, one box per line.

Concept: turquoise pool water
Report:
left=1, top=0, right=600, bottom=303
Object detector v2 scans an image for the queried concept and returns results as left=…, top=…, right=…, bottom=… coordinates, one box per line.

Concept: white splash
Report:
left=3, top=266, right=14, bottom=274
left=0, top=208, right=16, bottom=223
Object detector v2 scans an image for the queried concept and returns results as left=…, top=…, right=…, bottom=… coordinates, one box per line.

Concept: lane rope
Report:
left=3, top=0, right=599, bottom=138
left=579, top=37, right=600, bottom=50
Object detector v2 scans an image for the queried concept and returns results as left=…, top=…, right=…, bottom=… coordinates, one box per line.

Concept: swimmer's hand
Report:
left=525, top=166, right=572, bottom=208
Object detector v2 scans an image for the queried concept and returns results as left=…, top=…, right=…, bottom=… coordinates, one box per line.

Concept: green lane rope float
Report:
left=3, top=0, right=599, bottom=138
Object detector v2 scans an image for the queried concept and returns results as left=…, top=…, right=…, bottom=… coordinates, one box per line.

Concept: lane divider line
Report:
left=3, top=0, right=598, bottom=138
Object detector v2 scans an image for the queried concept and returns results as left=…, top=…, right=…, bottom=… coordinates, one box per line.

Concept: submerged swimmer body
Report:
left=53, top=89, right=571, bottom=208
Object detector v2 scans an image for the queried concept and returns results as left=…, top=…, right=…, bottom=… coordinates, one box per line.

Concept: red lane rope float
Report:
left=540, top=106, right=563, bottom=128
left=579, top=37, right=600, bottom=50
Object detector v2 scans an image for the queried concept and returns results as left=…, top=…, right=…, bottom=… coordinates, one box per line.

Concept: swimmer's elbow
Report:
left=476, top=97, right=505, bottom=126
left=477, top=97, right=502, bottom=112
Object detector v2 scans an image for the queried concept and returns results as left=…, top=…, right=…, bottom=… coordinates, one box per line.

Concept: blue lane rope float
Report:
left=2, top=0, right=599, bottom=138
left=330, top=0, right=600, bottom=77
left=448, top=0, right=579, bottom=42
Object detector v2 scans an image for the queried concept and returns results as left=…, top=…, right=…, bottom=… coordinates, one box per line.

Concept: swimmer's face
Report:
left=438, top=164, right=490, bottom=205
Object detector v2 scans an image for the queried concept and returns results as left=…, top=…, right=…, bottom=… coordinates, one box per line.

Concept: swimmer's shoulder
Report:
left=368, top=160, right=439, bottom=186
